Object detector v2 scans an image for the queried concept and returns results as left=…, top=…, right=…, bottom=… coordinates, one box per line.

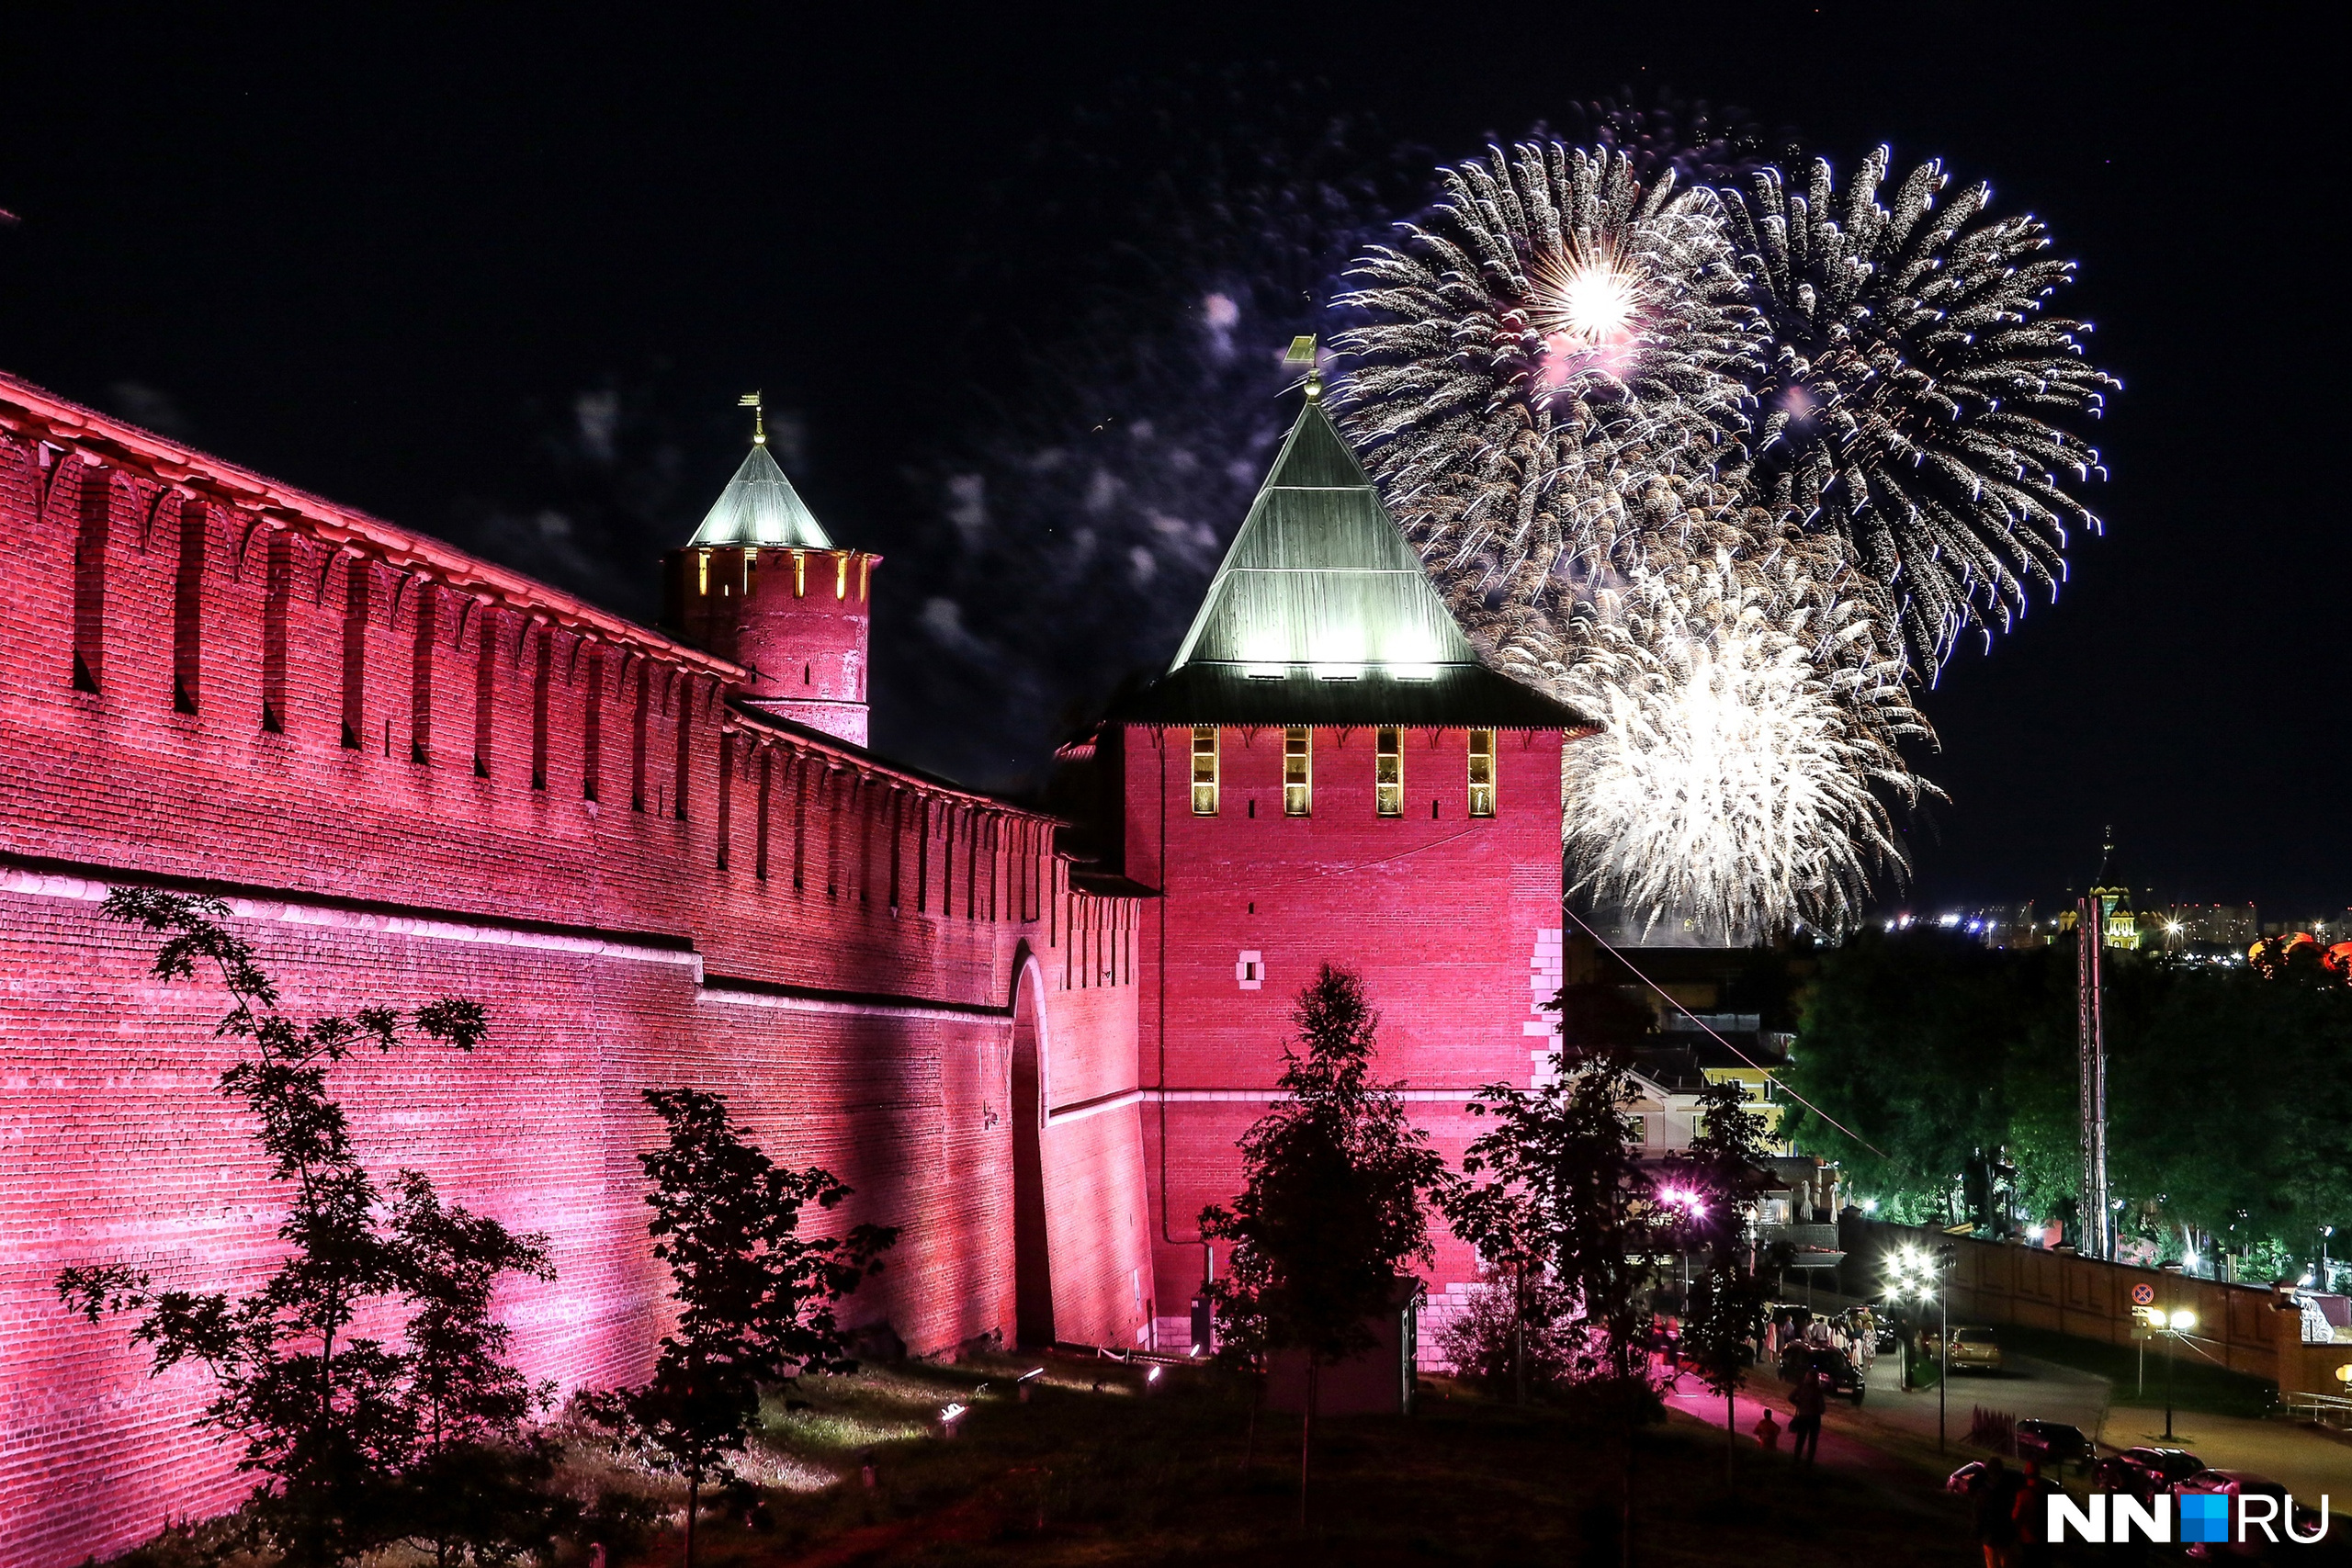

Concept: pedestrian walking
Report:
left=1970, top=1456, right=2020, bottom=1568
left=1789, top=1369, right=1826, bottom=1466
left=1753, top=1405, right=1782, bottom=1451
left=2011, top=1459, right=2057, bottom=1568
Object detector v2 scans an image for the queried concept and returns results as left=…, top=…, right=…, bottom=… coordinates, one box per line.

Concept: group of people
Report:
left=1761, top=1303, right=1878, bottom=1367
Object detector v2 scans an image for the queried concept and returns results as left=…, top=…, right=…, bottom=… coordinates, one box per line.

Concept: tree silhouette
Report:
left=580, top=1087, right=898, bottom=1567
left=56, top=889, right=558, bottom=1566
left=1200, top=964, right=1450, bottom=1530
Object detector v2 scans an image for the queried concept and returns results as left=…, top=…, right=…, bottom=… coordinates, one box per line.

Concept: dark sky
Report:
left=2, top=6, right=2336, bottom=916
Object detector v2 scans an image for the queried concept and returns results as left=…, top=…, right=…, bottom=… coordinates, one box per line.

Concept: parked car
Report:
left=2093, top=1445, right=2204, bottom=1499
left=2013, top=1418, right=2091, bottom=1471
left=1941, top=1325, right=2003, bottom=1374
left=1779, top=1344, right=1866, bottom=1405
left=1945, top=1458, right=1996, bottom=1496
left=2171, top=1469, right=2324, bottom=1558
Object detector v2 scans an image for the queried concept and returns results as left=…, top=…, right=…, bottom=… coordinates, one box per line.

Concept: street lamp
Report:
left=2164, top=1308, right=2197, bottom=1441
left=1881, top=1242, right=1955, bottom=1450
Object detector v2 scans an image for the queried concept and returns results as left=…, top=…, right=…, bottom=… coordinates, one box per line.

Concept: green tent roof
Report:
left=686, top=442, right=833, bottom=549
left=1166, top=398, right=1477, bottom=673
left=1117, top=394, right=1592, bottom=730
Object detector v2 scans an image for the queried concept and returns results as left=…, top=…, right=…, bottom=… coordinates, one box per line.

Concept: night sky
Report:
left=2, top=6, right=2335, bottom=916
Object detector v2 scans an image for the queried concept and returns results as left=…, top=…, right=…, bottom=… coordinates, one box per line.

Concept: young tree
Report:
left=1446, top=1042, right=1659, bottom=1564
left=55, top=889, right=553, bottom=1567
left=386, top=1172, right=572, bottom=1566
left=1199, top=964, right=1451, bottom=1530
left=1666, top=1078, right=1776, bottom=1485
left=582, top=1087, right=898, bottom=1568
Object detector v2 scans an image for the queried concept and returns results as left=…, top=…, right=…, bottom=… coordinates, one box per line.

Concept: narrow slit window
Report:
left=754, top=747, right=772, bottom=880
left=1190, top=725, right=1217, bottom=816
left=471, top=610, right=497, bottom=777
left=410, top=582, right=435, bottom=763
left=1468, top=728, right=1496, bottom=818
left=340, top=558, right=369, bottom=749
left=261, top=533, right=290, bottom=732
left=1375, top=727, right=1403, bottom=817
left=70, top=464, right=109, bottom=694
left=580, top=647, right=602, bottom=798
left=673, top=674, right=693, bottom=821
left=1283, top=727, right=1311, bottom=817
left=171, top=497, right=207, bottom=714
left=529, top=626, right=551, bottom=789
left=630, top=660, right=650, bottom=810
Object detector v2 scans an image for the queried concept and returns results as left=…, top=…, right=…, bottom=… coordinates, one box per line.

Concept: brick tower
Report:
left=1102, top=375, right=1594, bottom=1353
left=662, top=402, right=879, bottom=744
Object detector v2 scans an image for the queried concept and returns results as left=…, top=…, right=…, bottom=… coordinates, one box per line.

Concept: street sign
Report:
left=2131, top=1280, right=2156, bottom=1307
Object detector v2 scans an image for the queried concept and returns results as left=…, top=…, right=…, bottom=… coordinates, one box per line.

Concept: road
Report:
left=1858, top=1347, right=2110, bottom=1451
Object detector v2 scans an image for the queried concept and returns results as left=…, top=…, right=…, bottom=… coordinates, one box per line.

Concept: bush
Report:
left=1434, top=1268, right=1595, bottom=1398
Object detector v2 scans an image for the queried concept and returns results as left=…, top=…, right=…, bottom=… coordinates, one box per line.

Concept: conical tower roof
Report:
left=1111, top=393, right=1592, bottom=729
left=686, top=442, right=833, bottom=549
left=1167, top=398, right=1476, bottom=674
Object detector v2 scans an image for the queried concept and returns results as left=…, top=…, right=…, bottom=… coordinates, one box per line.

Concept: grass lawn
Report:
left=1988, top=1324, right=2279, bottom=1420
left=592, top=1352, right=1978, bottom=1567
left=101, top=1353, right=1987, bottom=1566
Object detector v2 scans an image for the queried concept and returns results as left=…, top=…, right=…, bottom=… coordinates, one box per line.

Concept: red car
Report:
left=2171, top=1469, right=2326, bottom=1558
left=2091, top=1444, right=2202, bottom=1499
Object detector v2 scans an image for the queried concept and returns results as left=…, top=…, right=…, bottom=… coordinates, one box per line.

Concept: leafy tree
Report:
left=1667, top=1079, right=1776, bottom=1484
left=1200, top=964, right=1450, bottom=1530
left=1447, top=1041, right=1662, bottom=1564
left=1783, top=928, right=2352, bottom=1282
left=55, top=889, right=556, bottom=1567
left=386, top=1172, right=573, bottom=1566
left=1779, top=930, right=2075, bottom=1225
left=581, top=1087, right=899, bottom=1567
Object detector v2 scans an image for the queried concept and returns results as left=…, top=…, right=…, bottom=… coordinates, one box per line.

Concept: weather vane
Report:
left=738, top=389, right=765, bottom=446
left=1283, top=335, right=1320, bottom=400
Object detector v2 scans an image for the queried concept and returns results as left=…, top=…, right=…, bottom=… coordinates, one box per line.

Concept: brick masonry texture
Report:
left=0, top=375, right=1149, bottom=1567
left=1120, top=721, right=1567, bottom=1349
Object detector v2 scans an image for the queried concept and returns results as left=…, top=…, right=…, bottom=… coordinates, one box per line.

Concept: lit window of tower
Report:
left=1468, top=728, right=1496, bottom=818
left=1375, top=727, right=1403, bottom=817
left=1283, top=727, right=1311, bottom=816
left=1191, top=726, right=1218, bottom=816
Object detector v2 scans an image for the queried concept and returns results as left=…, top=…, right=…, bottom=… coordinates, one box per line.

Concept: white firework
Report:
left=1509, top=555, right=1931, bottom=941
left=1333, top=141, right=1758, bottom=613
left=1718, top=148, right=2118, bottom=672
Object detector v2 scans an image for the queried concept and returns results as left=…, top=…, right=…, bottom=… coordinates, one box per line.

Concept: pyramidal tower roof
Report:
left=686, top=440, right=833, bottom=549
left=1113, top=389, right=1593, bottom=729
left=1166, top=395, right=1475, bottom=674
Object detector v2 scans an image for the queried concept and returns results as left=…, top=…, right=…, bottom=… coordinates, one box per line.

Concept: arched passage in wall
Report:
left=1010, top=956, right=1056, bottom=1347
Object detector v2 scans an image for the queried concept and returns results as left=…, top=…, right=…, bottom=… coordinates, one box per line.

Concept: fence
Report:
left=1857, top=1221, right=2346, bottom=1400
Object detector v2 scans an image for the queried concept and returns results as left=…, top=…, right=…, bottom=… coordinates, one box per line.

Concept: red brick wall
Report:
left=1122, top=721, right=1566, bottom=1349
left=0, top=379, right=1153, bottom=1567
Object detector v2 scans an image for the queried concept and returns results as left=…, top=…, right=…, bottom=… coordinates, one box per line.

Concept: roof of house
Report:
left=1108, top=391, right=1593, bottom=731
left=686, top=441, right=834, bottom=549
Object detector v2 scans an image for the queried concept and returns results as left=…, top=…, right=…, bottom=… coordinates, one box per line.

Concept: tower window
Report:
left=1283, top=728, right=1311, bottom=817
left=1190, top=726, right=1217, bottom=816
left=696, top=548, right=709, bottom=595
left=1375, top=727, right=1403, bottom=817
left=1468, top=728, right=1496, bottom=818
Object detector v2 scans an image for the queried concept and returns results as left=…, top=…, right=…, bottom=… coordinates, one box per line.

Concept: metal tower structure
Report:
left=2075, top=892, right=2112, bottom=1259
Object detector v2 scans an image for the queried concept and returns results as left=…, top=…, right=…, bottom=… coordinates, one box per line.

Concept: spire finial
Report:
left=738, top=389, right=766, bottom=446
left=1283, top=335, right=1322, bottom=401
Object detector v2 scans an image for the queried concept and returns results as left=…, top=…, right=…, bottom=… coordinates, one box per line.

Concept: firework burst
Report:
left=1719, top=147, right=2118, bottom=672
left=1332, top=142, right=1757, bottom=611
left=1516, top=553, right=1931, bottom=940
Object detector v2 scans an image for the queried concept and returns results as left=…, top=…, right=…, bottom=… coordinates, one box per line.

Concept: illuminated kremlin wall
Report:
left=0, top=373, right=1151, bottom=1567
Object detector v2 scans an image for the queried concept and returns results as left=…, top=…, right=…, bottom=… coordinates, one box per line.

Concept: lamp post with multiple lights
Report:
left=1884, top=1242, right=1956, bottom=1450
